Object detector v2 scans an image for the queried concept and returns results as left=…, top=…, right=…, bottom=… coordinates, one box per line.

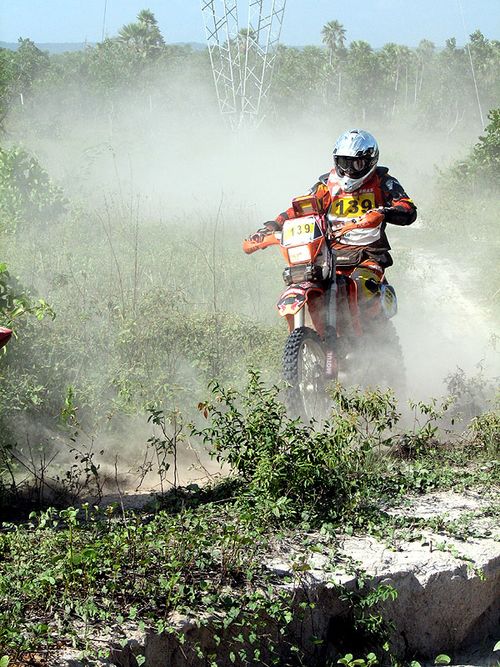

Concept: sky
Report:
left=0, top=0, right=499, bottom=47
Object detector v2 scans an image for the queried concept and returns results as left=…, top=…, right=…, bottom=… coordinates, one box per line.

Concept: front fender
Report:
left=277, top=282, right=324, bottom=318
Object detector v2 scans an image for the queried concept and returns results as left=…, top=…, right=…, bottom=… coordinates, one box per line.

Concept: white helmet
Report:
left=332, top=129, right=379, bottom=192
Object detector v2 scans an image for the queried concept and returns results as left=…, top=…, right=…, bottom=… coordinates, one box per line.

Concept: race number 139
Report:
left=330, top=194, right=375, bottom=218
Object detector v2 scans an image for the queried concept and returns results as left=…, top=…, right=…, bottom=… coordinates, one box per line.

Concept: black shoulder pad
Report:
left=318, top=172, right=330, bottom=185
left=376, top=166, right=389, bottom=176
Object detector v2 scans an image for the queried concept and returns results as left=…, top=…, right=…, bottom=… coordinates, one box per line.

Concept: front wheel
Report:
left=282, top=326, right=329, bottom=421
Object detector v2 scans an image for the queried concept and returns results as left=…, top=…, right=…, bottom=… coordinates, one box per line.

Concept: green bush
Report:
left=469, top=396, right=500, bottom=456
left=0, top=146, right=66, bottom=230
left=469, top=108, right=500, bottom=182
left=196, top=373, right=400, bottom=524
left=440, top=107, right=500, bottom=191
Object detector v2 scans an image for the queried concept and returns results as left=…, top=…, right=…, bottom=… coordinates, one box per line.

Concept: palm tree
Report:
left=321, top=20, right=346, bottom=66
left=137, top=9, right=165, bottom=47
left=321, top=20, right=346, bottom=101
left=118, top=9, right=165, bottom=56
left=118, top=22, right=148, bottom=49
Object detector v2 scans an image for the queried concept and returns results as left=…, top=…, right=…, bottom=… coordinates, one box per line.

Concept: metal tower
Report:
left=200, top=0, right=287, bottom=128
left=200, top=0, right=241, bottom=126
left=241, top=0, right=286, bottom=121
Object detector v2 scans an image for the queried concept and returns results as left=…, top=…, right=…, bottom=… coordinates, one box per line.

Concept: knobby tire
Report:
left=282, top=326, right=328, bottom=421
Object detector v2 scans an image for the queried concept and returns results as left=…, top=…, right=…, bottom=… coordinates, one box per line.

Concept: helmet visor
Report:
left=336, top=156, right=369, bottom=178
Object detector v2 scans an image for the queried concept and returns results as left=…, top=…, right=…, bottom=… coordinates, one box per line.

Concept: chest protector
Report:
left=327, top=171, right=385, bottom=246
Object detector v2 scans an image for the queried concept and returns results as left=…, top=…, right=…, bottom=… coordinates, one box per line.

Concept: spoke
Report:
left=299, top=339, right=326, bottom=419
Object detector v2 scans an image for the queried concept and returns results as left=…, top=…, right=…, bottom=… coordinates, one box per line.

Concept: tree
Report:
left=118, top=8, right=165, bottom=58
left=320, top=20, right=346, bottom=103
left=378, top=43, right=414, bottom=115
left=470, top=107, right=500, bottom=181
left=237, top=27, right=257, bottom=48
left=445, top=37, right=457, bottom=52
left=272, top=45, right=328, bottom=114
left=321, top=20, right=346, bottom=66
left=0, top=39, right=50, bottom=132
left=15, top=38, right=50, bottom=86
left=0, top=146, right=66, bottom=229
left=467, top=30, right=492, bottom=71
left=0, top=49, right=16, bottom=129
left=344, top=40, right=381, bottom=118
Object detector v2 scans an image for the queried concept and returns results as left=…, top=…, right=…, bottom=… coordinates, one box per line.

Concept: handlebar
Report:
left=330, top=210, right=385, bottom=238
left=242, top=210, right=385, bottom=254
left=242, top=232, right=281, bottom=255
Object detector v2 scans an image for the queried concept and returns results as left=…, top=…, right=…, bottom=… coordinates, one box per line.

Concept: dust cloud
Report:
left=4, top=57, right=498, bottom=488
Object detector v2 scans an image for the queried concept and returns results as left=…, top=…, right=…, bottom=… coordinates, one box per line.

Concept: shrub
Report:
left=0, top=146, right=66, bottom=230
left=195, top=373, right=399, bottom=524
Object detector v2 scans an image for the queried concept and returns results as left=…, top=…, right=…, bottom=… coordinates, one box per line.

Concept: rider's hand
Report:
left=358, top=209, right=385, bottom=226
left=247, top=229, right=268, bottom=244
left=246, top=220, right=280, bottom=243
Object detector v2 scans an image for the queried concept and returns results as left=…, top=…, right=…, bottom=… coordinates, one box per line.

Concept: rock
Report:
left=54, top=490, right=500, bottom=666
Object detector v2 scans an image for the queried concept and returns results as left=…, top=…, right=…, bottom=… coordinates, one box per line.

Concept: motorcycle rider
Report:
left=245, top=129, right=416, bottom=288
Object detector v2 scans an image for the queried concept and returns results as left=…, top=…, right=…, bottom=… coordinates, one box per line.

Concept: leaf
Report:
left=434, top=655, right=451, bottom=665
left=197, top=402, right=210, bottom=419
left=0, top=657, right=10, bottom=667
left=493, top=641, right=500, bottom=652
left=136, top=657, right=146, bottom=666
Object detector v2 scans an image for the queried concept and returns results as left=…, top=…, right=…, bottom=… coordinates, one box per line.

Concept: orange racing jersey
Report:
left=275, top=166, right=416, bottom=254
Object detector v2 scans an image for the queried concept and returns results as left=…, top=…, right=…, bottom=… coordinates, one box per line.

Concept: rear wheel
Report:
left=283, top=327, right=329, bottom=421
left=343, top=317, right=406, bottom=396
left=373, top=317, right=406, bottom=396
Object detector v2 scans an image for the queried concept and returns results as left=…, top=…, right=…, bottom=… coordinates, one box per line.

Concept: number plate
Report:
left=330, top=193, right=376, bottom=218
left=282, top=217, right=321, bottom=247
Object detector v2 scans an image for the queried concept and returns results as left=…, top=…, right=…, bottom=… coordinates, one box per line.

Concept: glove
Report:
left=247, top=229, right=268, bottom=244
left=358, top=209, right=385, bottom=227
left=246, top=220, right=281, bottom=243
left=243, top=221, right=281, bottom=254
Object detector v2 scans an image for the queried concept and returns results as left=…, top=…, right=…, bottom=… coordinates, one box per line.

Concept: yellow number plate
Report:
left=330, top=193, right=376, bottom=218
left=282, top=218, right=318, bottom=246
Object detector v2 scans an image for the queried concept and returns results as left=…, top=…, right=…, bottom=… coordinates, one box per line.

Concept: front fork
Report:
left=291, top=284, right=338, bottom=379
left=324, top=282, right=338, bottom=379
left=293, top=309, right=305, bottom=329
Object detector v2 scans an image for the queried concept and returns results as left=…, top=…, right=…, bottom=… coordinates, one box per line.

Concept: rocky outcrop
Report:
left=57, top=491, right=500, bottom=666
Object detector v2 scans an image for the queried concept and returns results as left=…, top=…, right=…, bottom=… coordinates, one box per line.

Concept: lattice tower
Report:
left=201, top=0, right=242, bottom=126
left=200, top=0, right=287, bottom=128
left=241, top=0, right=286, bottom=122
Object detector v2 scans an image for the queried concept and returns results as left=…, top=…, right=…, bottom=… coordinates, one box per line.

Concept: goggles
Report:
left=336, top=156, right=368, bottom=176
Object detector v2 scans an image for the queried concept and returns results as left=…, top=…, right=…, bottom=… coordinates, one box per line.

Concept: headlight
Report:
left=287, top=246, right=311, bottom=264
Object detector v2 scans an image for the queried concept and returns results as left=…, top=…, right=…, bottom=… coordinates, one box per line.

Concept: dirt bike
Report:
left=0, top=327, right=12, bottom=351
left=243, top=195, right=403, bottom=419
